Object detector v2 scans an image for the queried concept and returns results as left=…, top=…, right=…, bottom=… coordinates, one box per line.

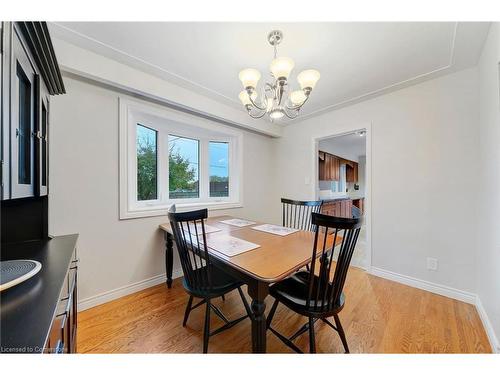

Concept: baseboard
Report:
left=475, top=296, right=500, bottom=353
left=77, top=268, right=183, bottom=311
left=369, top=267, right=476, bottom=304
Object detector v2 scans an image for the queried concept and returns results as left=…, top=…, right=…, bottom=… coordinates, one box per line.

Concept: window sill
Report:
left=120, top=201, right=243, bottom=220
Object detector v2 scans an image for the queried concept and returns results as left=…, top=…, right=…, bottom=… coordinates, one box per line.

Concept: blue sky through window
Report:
left=168, top=135, right=199, bottom=178
left=209, top=142, right=229, bottom=178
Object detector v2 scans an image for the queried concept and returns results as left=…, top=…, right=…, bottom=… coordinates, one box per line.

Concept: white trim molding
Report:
left=77, top=269, right=183, bottom=312
left=370, top=267, right=476, bottom=304
left=475, top=296, right=500, bottom=353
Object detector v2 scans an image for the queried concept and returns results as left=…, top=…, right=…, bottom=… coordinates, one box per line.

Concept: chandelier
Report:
left=238, top=30, right=320, bottom=121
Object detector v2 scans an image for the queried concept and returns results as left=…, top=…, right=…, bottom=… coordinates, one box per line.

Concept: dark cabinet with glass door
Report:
left=1, top=22, right=58, bottom=202
left=10, top=30, right=37, bottom=199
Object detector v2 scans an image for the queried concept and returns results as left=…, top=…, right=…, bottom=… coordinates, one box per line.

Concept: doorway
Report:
left=313, top=125, right=372, bottom=270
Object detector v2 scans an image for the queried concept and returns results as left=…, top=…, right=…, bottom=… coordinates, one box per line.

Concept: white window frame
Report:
left=119, top=97, right=243, bottom=219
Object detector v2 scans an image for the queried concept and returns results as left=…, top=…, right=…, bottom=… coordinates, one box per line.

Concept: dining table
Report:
left=159, top=215, right=339, bottom=353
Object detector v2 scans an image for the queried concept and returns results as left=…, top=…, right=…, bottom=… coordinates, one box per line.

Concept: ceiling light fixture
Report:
left=238, top=30, right=320, bottom=122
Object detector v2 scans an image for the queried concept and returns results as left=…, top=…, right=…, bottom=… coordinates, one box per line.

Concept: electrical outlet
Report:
left=427, top=257, right=438, bottom=271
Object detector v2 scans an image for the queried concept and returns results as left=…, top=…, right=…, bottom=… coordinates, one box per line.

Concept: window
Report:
left=209, top=142, right=229, bottom=198
left=168, top=135, right=199, bottom=199
left=120, top=98, right=242, bottom=219
left=136, top=124, right=158, bottom=201
left=331, top=164, right=346, bottom=193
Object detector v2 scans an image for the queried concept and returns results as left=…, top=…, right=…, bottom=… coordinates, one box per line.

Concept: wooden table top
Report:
left=159, top=215, right=340, bottom=283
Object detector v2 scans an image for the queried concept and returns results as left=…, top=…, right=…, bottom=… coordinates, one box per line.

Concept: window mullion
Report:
left=200, top=139, right=209, bottom=201
left=160, top=128, right=168, bottom=204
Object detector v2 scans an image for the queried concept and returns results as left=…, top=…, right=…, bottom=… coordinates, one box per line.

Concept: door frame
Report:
left=312, top=122, right=373, bottom=271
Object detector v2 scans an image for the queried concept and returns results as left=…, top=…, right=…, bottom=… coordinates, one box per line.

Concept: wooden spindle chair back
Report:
left=281, top=198, right=323, bottom=232
left=168, top=208, right=213, bottom=293
left=306, top=212, right=362, bottom=312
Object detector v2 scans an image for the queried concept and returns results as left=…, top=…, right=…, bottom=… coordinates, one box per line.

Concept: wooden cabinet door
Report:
left=319, top=151, right=342, bottom=181
left=325, top=154, right=331, bottom=180
left=332, top=156, right=340, bottom=181
left=340, top=200, right=347, bottom=217
left=345, top=199, right=352, bottom=218
left=318, top=152, right=325, bottom=180
left=346, top=162, right=359, bottom=183
left=319, top=158, right=325, bottom=180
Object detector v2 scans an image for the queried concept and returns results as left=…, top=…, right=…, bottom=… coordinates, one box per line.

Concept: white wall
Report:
left=274, top=68, right=480, bottom=293
left=357, top=155, right=366, bottom=196
left=49, top=76, right=277, bottom=306
left=477, top=23, right=500, bottom=352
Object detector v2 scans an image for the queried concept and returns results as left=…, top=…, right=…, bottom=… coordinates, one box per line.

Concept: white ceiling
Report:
left=319, top=132, right=367, bottom=160
left=49, top=22, right=490, bottom=123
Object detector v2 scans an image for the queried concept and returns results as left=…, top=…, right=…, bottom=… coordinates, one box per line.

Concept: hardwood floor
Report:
left=77, top=266, right=491, bottom=353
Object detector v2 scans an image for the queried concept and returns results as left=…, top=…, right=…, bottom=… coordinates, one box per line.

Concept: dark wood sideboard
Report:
left=1, top=22, right=78, bottom=354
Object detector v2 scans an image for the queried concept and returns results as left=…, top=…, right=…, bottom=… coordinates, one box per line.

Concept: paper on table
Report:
left=219, top=218, right=257, bottom=227
left=251, top=224, right=299, bottom=236
left=206, top=233, right=260, bottom=257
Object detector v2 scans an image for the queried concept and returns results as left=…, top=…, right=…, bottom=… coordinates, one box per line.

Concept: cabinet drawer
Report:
left=44, top=248, right=78, bottom=354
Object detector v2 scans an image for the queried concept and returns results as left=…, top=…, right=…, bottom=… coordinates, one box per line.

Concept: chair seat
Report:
left=270, top=271, right=345, bottom=315
left=183, top=266, right=243, bottom=298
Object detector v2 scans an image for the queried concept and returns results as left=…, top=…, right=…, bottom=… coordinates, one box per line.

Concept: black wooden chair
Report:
left=281, top=198, right=323, bottom=231
left=168, top=208, right=251, bottom=353
left=266, top=212, right=362, bottom=353
left=281, top=198, right=323, bottom=271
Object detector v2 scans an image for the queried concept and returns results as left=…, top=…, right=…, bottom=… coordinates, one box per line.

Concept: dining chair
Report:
left=168, top=207, right=252, bottom=353
left=281, top=198, right=324, bottom=272
left=266, top=212, right=363, bottom=353
left=281, top=198, right=324, bottom=231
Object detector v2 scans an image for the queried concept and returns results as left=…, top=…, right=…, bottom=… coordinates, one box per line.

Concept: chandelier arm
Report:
left=264, top=83, right=275, bottom=97
left=247, top=106, right=267, bottom=119
left=248, top=91, right=268, bottom=111
left=285, top=93, right=310, bottom=111
left=282, top=106, right=300, bottom=119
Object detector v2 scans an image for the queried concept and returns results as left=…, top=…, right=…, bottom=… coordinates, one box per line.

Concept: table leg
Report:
left=248, top=282, right=269, bottom=353
left=164, top=232, right=174, bottom=288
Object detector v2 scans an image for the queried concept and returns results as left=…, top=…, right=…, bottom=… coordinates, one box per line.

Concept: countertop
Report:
left=321, top=197, right=351, bottom=203
left=320, top=196, right=365, bottom=203
left=0, top=234, right=79, bottom=353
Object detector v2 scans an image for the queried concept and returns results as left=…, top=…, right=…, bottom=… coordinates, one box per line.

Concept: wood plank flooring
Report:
left=77, top=266, right=491, bottom=353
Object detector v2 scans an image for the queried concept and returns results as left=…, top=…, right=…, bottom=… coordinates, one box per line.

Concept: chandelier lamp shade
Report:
left=238, top=30, right=320, bottom=121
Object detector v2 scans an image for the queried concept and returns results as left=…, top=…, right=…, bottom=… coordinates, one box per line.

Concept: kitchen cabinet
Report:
left=346, top=162, right=358, bottom=183
left=318, top=151, right=340, bottom=181
left=319, top=150, right=358, bottom=182
left=321, top=199, right=352, bottom=218
left=318, top=151, right=325, bottom=180
left=352, top=198, right=364, bottom=214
